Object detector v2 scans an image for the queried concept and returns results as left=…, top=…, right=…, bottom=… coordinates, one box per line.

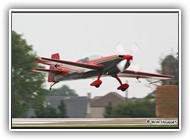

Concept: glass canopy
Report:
left=78, top=53, right=103, bottom=63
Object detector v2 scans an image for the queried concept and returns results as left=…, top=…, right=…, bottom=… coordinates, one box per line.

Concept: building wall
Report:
left=156, top=85, right=178, bottom=118
left=90, top=107, right=105, bottom=118
left=46, top=96, right=89, bottom=118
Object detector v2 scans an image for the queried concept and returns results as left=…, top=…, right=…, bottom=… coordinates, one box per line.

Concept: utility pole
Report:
left=86, top=92, right=91, bottom=118
left=125, top=80, right=128, bottom=100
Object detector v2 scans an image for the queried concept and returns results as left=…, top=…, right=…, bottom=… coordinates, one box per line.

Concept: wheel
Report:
left=121, top=88, right=126, bottom=91
left=117, top=84, right=129, bottom=91
left=90, top=80, right=102, bottom=87
left=95, top=85, right=100, bottom=88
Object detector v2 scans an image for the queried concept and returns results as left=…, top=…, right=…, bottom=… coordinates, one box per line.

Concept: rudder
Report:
left=48, top=53, right=60, bottom=82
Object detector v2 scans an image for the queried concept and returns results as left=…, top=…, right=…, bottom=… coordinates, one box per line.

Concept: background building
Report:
left=90, top=92, right=125, bottom=118
left=156, top=85, right=178, bottom=118
left=47, top=96, right=90, bottom=118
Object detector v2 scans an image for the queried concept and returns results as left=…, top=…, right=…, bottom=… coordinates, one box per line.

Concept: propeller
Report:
left=115, top=42, right=126, bottom=55
left=115, top=42, right=142, bottom=72
left=129, top=61, right=142, bottom=72
left=115, top=42, right=140, bottom=56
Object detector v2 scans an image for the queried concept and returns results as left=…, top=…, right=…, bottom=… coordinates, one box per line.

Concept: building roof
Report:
left=91, top=92, right=125, bottom=107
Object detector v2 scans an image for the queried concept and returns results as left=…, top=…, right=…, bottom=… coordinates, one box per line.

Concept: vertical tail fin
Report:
left=48, top=53, right=60, bottom=82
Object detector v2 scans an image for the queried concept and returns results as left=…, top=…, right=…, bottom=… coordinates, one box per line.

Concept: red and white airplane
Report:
left=32, top=53, right=172, bottom=91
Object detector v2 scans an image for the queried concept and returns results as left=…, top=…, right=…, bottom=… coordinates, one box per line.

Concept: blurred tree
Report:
left=110, top=100, right=156, bottom=118
left=35, top=99, right=68, bottom=118
left=145, top=53, right=179, bottom=90
left=58, top=99, right=68, bottom=118
left=12, top=31, right=48, bottom=117
left=35, top=106, right=58, bottom=118
left=48, top=85, right=78, bottom=96
left=160, top=55, right=178, bottom=85
left=104, top=102, right=113, bottom=118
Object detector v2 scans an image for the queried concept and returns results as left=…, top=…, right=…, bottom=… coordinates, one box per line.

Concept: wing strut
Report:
left=136, top=76, right=141, bottom=83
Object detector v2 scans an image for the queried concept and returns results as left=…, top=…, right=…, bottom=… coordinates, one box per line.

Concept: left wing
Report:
left=31, top=68, right=63, bottom=75
left=35, top=57, right=103, bottom=73
left=118, top=70, right=173, bottom=80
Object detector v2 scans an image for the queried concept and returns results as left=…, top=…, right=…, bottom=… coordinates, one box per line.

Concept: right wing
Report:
left=118, top=70, right=173, bottom=80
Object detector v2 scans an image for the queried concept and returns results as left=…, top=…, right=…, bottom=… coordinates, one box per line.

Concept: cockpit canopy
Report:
left=78, top=53, right=103, bottom=63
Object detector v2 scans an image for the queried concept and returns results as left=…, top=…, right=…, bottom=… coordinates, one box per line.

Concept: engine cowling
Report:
left=123, top=55, right=133, bottom=61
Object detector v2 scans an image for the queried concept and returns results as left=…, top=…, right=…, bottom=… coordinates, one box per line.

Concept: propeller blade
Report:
left=129, top=61, right=142, bottom=72
left=129, top=43, right=140, bottom=55
left=115, top=42, right=140, bottom=55
left=114, top=42, right=126, bottom=55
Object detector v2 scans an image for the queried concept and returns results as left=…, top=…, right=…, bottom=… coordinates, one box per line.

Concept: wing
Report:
left=35, top=57, right=103, bottom=73
left=31, top=68, right=63, bottom=75
left=118, top=70, right=173, bottom=80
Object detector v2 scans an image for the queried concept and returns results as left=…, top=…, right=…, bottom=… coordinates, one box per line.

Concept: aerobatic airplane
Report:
left=32, top=53, right=172, bottom=91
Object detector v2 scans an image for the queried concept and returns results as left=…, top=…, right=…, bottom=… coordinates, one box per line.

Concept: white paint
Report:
left=117, top=59, right=127, bottom=72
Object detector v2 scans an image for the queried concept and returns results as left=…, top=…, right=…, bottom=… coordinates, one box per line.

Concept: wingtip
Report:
left=34, top=57, right=41, bottom=62
left=165, top=74, right=174, bottom=79
left=170, top=75, right=174, bottom=79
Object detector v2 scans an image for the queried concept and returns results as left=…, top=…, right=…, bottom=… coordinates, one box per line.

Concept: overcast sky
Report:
left=11, top=10, right=179, bottom=98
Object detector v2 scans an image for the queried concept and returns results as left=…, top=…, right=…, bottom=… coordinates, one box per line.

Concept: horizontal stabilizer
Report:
left=31, top=68, right=63, bottom=75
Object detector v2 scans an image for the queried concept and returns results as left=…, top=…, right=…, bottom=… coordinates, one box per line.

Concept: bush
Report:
left=109, top=99, right=155, bottom=118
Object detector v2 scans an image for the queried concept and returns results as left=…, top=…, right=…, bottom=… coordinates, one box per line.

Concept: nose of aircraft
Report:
left=119, top=55, right=133, bottom=61
left=123, top=55, right=133, bottom=61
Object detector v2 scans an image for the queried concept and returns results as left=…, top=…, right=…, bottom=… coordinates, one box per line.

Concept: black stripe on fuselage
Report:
left=93, top=57, right=123, bottom=74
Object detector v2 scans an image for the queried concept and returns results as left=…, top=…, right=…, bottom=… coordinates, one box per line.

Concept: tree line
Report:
left=11, top=31, right=74, bottom=118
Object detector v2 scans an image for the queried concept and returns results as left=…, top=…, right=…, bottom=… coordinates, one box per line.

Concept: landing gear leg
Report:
left=90, top=74, right=102, bottom=88
left=114, top=75, right=129, bottom=91
left=49, top=82, right=58, bottom=90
